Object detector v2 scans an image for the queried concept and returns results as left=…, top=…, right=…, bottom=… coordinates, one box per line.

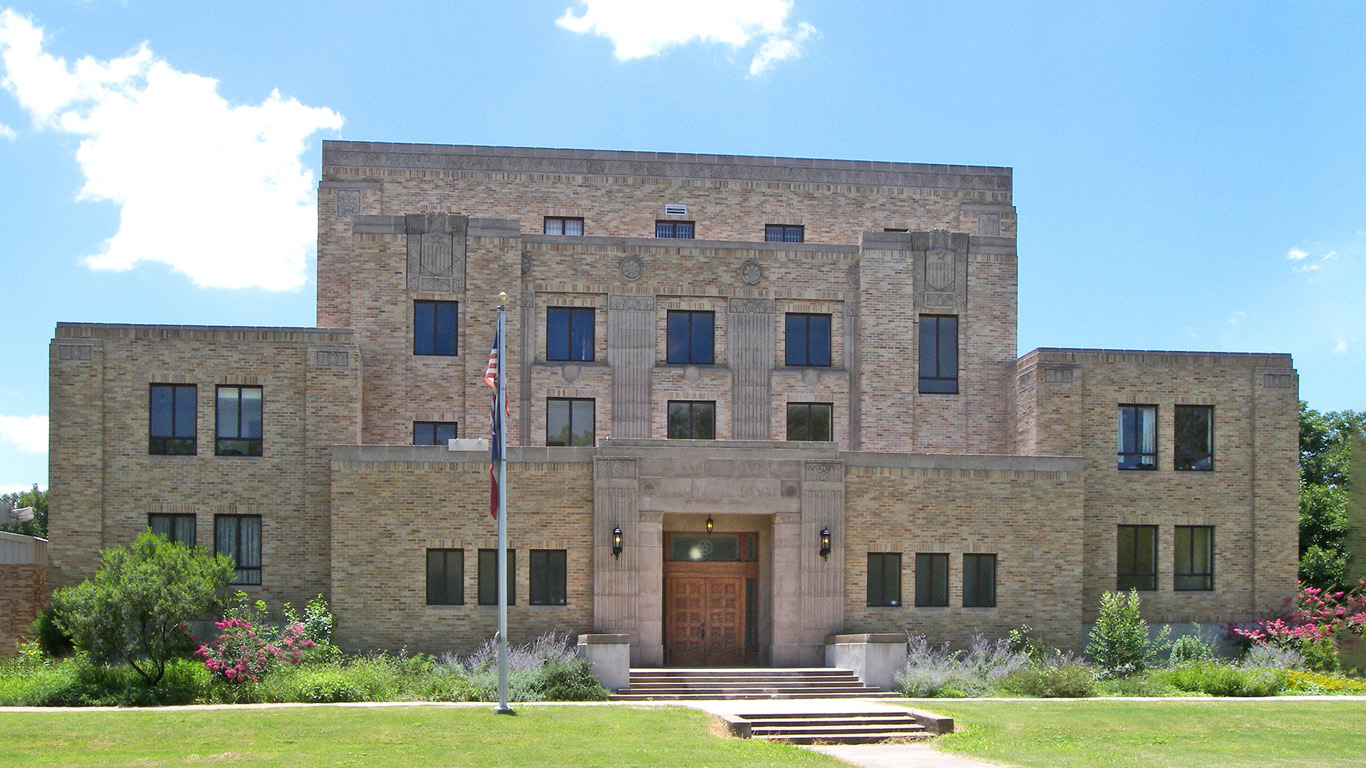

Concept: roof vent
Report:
left=664, top=204, right=687, bottom=216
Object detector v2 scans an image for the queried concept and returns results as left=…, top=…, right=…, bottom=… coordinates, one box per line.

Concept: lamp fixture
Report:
left=705, top=515, right=714, bottom=534
left=819, top=526, right=832, bottom=559
left=612, top=526, right=623, bottom=558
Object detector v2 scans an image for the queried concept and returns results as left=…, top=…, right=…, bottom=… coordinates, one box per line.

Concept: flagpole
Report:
left=495, top=291, right=512, bottom=715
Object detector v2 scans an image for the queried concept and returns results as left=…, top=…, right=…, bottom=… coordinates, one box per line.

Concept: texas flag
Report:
left=485, top=328, right=502, bottom=518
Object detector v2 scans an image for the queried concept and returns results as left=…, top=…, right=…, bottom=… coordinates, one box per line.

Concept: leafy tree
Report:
left=0, top=484, right=47, bottom=538
left=1298, top=403, right=1366, bottom=589
left=1085, top=589, right=1169, bottom=678
left=52, top=532, right=235, bottom=684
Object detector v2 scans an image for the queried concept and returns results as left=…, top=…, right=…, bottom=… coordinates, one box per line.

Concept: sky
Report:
left=0, top=1, right=1363, bottom=492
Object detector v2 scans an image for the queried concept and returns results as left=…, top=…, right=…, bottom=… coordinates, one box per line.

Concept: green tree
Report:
left=0, top=484, right=47, bottom=538
left=52, top=532, right=234, bottom=684
left=1298, top=402, right=1366, bottom=589
left=1085, top=589, right=1169, bottom=678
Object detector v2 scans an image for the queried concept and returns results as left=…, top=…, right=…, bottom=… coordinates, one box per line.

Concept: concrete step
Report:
left=610, top=667, right=895, bottom=701
left=609, top=691, right=899, bottom=701
left=738, top=711, right=929, bottom=745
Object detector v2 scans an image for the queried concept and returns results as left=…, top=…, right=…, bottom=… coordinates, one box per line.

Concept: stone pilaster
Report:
left=607, top=295, right=656, bottom=438
left=728, top=298, right=775, bottom=440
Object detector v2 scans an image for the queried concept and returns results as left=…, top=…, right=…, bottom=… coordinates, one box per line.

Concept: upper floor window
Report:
left=1117, top=525, right=1157, bottom=591
left=786, top=402, right=832, bottom=442
left=414, top=421, right=458, bottom=446
left=547, top=398, right=595, bottom=447
left=216, top=386, right=262, bottom=457
left=1175, top=406, right=1213, bottom=471
left=426, top=548, right=464, bottom=605
left=149, top=384, right=196, bottom=455
left=915, top=553, right=949, bottom=607
left=215, top=514, right=261, bottom=586
left=1118, top=405, right=1157, bottom=470
left=765, top=224, right=804, bottom=243
left=1175, top=526, right=1214, bottom=591
left=666, top=310, right=715, bottom=365
left=962, top=553, right=997, bottom=607
left=655, top=220, right=695, bottom=239
left=918, top=315, right=958, bottom=394
left=414, top=300, right=458, bottom=356
left=785, top=313, right=832, bottom=367
left=149, top=513, right=195, bottom=547
left=867, top=552, right=902, bottom=607
left=547, top=307, right=594, bottom=362
left=667, top=400, right=716, bottom=440
left=543, top=216, right=584, bottom=236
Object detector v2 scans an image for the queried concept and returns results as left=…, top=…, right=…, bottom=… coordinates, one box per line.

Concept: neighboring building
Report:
left=48, top=142, right=1300, bottom=666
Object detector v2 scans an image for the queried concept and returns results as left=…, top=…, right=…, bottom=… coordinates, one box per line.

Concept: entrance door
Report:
left=663, top=532, right=759, bottom=666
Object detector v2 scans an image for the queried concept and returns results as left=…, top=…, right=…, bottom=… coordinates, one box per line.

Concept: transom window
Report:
left=1174, top=526, right=1214, bottom=591
left=785, top=313, right=832, bottom=367
left=1175, top=405, right=1213, bottom=471
left=764, top=224, right=804, bottom=243
left=547, top=398, right=595, bottom=447
left=413, top=300, right=458, bottom=356
left=867, top=552, right=902, bottom=607
left=149, top=384, right=196, bottom=455
left=655, top=220, right=695, bottom=239
left=426, top=549, right=464, bottom=605
left=148, top=513, right=195, bottom=547
left=543, top=216, right=584, bottom=236
left=547, top=307, right=595, bottom=362
left=413, top=421, right=458, bottom=446
left=1118, top=405, right=1157, bottom=470
left=666, top=310, right=715, bottom=365
left=216, top=386, right=262, bottom=457
left=667, top=400, right=716, bottom=440
left=1117, top=525, right=1158, bottom=591
left=667, top=533, right=758, bottom=562
left=962, top=553, right=996, bottom=607
left=915, top=553, right=949, bottom=607
left=786, top=402, right=833, bottom=442
left=529, top=549, right=567, bottom=606
left=919, top=315, right=959, bottom=394
left=215, top=515, right=261, bottom=586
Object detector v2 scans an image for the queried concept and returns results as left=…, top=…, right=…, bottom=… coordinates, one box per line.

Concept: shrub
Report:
left=999, top=659, right=1097, bottom=698
left=1086, top=589, right=1170, bottom=678
left=1007, top=624, right=1049, bottom=665
left=27, top=607, right=74, bottom=659
left=1282, top=669, right=1366, bottom=695
left=196, top=617, right=312, bottom=683
left=1239, top=643, right=1304, bottom=670
left=1154, top=661, right=1289, bottom=697
left=1230, top=580, right=1366, bottom=673
left=1096, top=674, right=1184, bottom=697
left=1169, top=630, right=1215, bottom=665
left=896, top=634, right=1029, bottom=697
left=454, top=632, right=607, bottom=702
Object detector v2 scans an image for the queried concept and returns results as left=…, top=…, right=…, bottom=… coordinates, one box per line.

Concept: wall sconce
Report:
left=612, top=526, right=623, bottom=558
left=705, top=515, right=714, bottom=534
left=819, top=527, right=832, bottom=559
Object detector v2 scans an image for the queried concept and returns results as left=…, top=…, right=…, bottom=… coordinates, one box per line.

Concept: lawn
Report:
left=921, top=699, right=1366, bottom=768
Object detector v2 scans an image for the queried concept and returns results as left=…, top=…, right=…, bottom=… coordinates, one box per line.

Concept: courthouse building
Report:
left=48, top=142, right=1300, bottom=666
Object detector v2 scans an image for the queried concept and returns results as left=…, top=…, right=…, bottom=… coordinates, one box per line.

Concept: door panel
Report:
left=664, top=560, right=757, bottom=666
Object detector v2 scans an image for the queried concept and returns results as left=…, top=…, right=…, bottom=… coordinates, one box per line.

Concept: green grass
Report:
left=920, top=700, right=1366, bottom=767
left=0, top=705, right=844, bottom=768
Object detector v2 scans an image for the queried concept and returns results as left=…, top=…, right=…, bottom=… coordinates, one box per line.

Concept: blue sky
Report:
left=1, top=1, right=1363, bottom=492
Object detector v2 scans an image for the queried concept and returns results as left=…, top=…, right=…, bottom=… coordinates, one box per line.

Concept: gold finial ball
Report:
left=498, top=291, right=508, bottom=305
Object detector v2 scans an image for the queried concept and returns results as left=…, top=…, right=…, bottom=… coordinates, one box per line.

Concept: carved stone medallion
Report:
left=740, top=260, right=763, bottom=285
left=619, top=256, right=643, bottom=280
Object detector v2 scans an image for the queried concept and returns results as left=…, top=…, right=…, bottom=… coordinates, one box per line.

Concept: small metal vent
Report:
left=664, top=204, right=687, bottom=216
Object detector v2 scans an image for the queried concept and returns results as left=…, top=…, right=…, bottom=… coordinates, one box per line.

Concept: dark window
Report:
left=667, top=400, right=716, bottom=439
left=547, top=307, right=594, bottom=362
left=215, top=386, right=262, bottom=457
left=529, top=549, right=567, bottom=606
left=413, top=421, right=458, bottom=446
left=914, top=553, right=949, bottom=607
left=215, top=515, right=261, bottom=585
left=786, top=402, right=833, bottom=441
left=963, top=554, right=996, bottom=607
left=919, top=315, right=959, bottom=394
left=426, top=549, right=464, bottom=605
left=1174, top=526, right=1214, bottom=591
left=148, top=513, right=195, bottom=546
left=655, top=220, right=695, bottom=239
left=413, top=300, right=458, bottom=356
left=543, top=217, right=584, bottom=236
left=666, top=311, right=715, bottom=365
left=1175, top=406, right=1213, bottom=471
left=785, top=313, right=832, bottom=367
left=1118, top=405, right=1157, bottom=470
left=1117, top=525, right=1158, bottom=591
left=667, top=533, right=757, bottom=562
left=867, top=553, right=902, bottom=607
left=547, top=398, right=595, bottom=446
left=765, top=224, right=804, bottom=243
left=478, top=548, right=515, bottom=605
left=149, top=384, right=196, bottom=455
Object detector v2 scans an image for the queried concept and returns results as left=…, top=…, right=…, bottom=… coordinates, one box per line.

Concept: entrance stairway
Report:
left=608, top=667, right=897, bottom=701
left=738, top=710, right=932, bottom=745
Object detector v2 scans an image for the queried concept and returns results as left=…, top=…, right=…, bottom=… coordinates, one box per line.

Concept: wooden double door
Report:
left=663, top=559, right=759, bottom=666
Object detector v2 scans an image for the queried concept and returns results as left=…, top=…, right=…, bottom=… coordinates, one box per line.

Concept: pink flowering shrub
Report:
left=1231, top=580, right=1366, bottom=672
left=196, top=617, right=314, bottom=683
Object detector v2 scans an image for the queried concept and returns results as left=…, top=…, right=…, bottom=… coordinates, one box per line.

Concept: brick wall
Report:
left=0, top=565, right=47, bottom=656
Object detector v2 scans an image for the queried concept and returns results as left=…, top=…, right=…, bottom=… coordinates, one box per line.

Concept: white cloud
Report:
left=0, top=483, right=38, bottom=495
left=1228, top=311, right=1246, bottom=326
left=1286, top=247, right=1308, bottom=261
left=0, top=414, right=47, bottom=454
left=0, top=10, right=343, bottom=291
left=0, top=121, right=14, bottom=140
left=557, top=0, right=816, bottom=75
left=1335, top=339, right=1348, bottom=354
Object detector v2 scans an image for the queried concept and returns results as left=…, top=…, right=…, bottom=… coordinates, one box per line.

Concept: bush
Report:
left=1086, top=589, right=1170, bottom=678
left=1240, top=643, right=1304, bottom=670
left=1095, top=674, right=1184, bottom=697
left=1007, top=624, right=1049, bottom=665
left=896, top=634, right=1029, bottom=697
left=1153, top=661, right=1289, bottom=697
left=1169, top=631, right=1215, bottom=665
left=0, top=655, right=211, bottom=707
left=27, top=607, right=74, bottom=659
left=1282, top=669, right=1366, bottom=695
left=999, top=660, right=1097, bottom=698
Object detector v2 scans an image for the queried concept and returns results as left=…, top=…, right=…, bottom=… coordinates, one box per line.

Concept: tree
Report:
left=1085, top=589, right=1169, bottom=678
left=0, top=484, right=47, bottom=538
left=1298, top=403, right=1366, bottom=589
left=52, top=532, right=235, bottom=684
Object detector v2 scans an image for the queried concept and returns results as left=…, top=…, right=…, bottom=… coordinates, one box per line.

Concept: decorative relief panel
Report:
left=405, top=212, right=467, bottom=294
left=1262, top=372, right=1296, bottom=389
left=55, top=344, right=93, bottom=362
left=846, top=263, right=860, bottom=287
left=739, top=260, right=764, bottom=285
left=607, top=294, right=656, bottom=312
left=803, top=461, right=843, bottom=483
left=726, top=297, right=774, bottom=315
left=1017, top=371, right=1035, bottom=392
left=912, top=229, right=970, bottom=314
left=335, top=190, right=362, bottom=219
left=619, top=256, right=644, bottom=281
left=314, top=350, right=350, bottom=368
left=977, top=212, right=1001, bottom=237
left=1041, top=366, right=1075, bottom=384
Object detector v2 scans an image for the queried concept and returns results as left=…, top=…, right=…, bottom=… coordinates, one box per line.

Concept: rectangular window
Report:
left=148, top=513, right=195, bottom=547
left=963, top=553, right=997, bottom=607
left=215, top=515, right=261, bottom=586
left=667, top=400, right=716, bottom=439
left=543, top=216, right=584, bottom=236
left=867, top=552, right=902, bottom=607
left=149, top=384, right=197, bottom=455
left=765, top=224, right=804, bottom=243
left=1118, top=405, right=1157, bottom=470
left=478, top=548, right=516, bottom=606
left=914, top=553, right=949, bottom=607
left=413, top=421, right=458, bottom=446
left=547, top=398, right=595, bottom=446
left=666, top=310, right=715, bottom=365
left=1174, top=526, right=1214, bottom=591
left=786, top=402, right=833, bottom=442
left=215, top=386, right=262, bottom=457
left=413, top=300, right=458, bottom=356
left=1175, top=406, right=1213, bottom=471
left=919, top=315, right=959, bottom=394
left=785, top=313, right=832, bottom=367
left=547, top=307, right=595, bottom=362
left=655, top=220, right=695, bottom=239
left=1117, top=525, right=1158, bottom=591
left=529, top=549, right=567, bottom=606
left=426, top=549, right=463, bottom=605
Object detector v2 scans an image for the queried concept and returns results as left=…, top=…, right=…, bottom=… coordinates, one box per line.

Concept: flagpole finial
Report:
left=497, top=291, right=507, bottom=307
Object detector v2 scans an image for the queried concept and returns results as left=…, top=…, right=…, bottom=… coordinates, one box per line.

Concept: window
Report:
left=786, top=402, right=833, bottom=441
left=785, top=313, right=832, bottom=367
left=1174, top=526, right=1214, bottom=591
left=547, top=307, right=594, bottom=362
left=149, top=384, right=196, bottom=455
left=530, top=549, right=567, bottom=606
left=215, top=515, right=261, bottom=585
left=413, top=300, right=458, bottom=356
left=1117, top=525, right=1158, bottom=591
left=919, top=315, right=958, bottom=394
left=413, top=421, right=458, bottom=446
left=1175, top=406, right=1213, bottom=471
left=963, top=554, right=996, bottom=607
left=547, top=398, right=594, bottom=446
left=667, top=400, right=716, bottom=439
left=426, top=549, right=463, bottom=605
left=216, top=386, right=262, bottom=457
left=148, top=513, right=195, bottom=546
left=543, top=216, right=584, bottom=236
left=914, top=553, right=949, bottom=607
left=765, top=224, right=804, bottom=243
left=478, top=548, right=516, bottom=605
left=867, top=553, right=902, bottom=607
left=666, top=310, right=715, bottom=365
left=1118, top=405, right=1157, bottom=470
left=655, top=220, right=695, bottom=239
